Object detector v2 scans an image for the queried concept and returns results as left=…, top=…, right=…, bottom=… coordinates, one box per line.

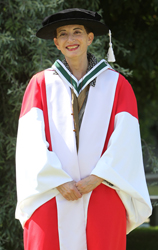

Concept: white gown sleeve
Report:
left=91, top=76, right=152, bottom=233
left=91, top=112, right=152, bottom=233
left=15, top=73, right=73, bottom=227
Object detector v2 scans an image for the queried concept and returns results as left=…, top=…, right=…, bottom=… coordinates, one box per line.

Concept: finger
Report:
left=76, top=182, right=86, bottom=193
left=75, top=187, right=82, bottom=197
left=69, top=188, right=81, bottom=200
left=65, top=193, right=79, bottom=201
left=58, top=182, right=82, bottom=200
left=63, top=189, right=79, bottom=201
left=76, top=186, right=83, bottom=194
left=70, top=193, right=79, bottom=200
left=70, top=182, right=82, bottom=196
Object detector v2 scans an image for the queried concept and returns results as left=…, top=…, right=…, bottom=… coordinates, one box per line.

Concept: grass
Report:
left=127, top=226, right=158, bottom=250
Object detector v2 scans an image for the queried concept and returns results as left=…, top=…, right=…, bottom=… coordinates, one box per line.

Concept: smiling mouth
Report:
left=66, top=45, right=79, bottom=51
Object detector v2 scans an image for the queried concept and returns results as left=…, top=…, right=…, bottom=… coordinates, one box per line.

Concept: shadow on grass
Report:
left=127, top=226, right=158, bottom=250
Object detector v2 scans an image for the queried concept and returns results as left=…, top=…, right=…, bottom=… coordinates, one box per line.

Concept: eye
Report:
left=74, top=30, right=81, bottom=34
left=59, top=32, right=67, bottom=37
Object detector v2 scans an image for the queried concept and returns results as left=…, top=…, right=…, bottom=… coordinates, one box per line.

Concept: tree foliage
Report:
left=0, top=1, right=63, bottom=249
left=100, top=0, right=158, bottom=148
left=0, top=0, right=158, bottom=249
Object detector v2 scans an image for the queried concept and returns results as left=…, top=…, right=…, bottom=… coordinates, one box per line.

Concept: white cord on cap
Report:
left=107, top=30, right=116, bottom=62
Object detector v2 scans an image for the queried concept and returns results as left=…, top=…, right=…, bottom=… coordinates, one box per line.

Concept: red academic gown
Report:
left=15, top=60, right=152, bottom=250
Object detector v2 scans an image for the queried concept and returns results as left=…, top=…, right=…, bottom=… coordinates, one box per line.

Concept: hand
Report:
left=75, top=175, right=103, bottom=195
left=56, top=181, right=82, bottom=201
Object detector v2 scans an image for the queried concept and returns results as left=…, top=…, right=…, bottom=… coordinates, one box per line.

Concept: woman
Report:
left=15, top=8, right=152, bottom=250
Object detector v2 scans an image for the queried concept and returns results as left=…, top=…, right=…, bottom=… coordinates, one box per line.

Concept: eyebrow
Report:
left=58, top=27, right=83, bottom=33
left=73, top=28, right=82, bottom=30
left=58, top=29, right=66, bottom=33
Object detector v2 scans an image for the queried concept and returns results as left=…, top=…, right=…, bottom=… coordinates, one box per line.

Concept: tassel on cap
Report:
left=107, top=30, right=116, bottom=62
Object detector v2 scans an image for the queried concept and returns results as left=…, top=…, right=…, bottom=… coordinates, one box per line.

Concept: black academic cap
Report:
left=36, top=8, right=108, bottom=39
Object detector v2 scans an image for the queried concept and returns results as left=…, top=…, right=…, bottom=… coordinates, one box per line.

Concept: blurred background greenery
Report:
left=0, top=0, right=158, bottom=249
left=127, top=227, right=158, bottom=250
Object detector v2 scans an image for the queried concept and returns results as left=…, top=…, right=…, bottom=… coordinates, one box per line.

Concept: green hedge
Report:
left=127, top=226, right=158, bottom=250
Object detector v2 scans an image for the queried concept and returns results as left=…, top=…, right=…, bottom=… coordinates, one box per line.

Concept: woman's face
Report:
left=54, top=24, right=94, bottom=61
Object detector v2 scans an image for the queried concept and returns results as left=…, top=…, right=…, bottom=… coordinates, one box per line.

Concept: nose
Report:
left=67, top=34, right=75, bottom=42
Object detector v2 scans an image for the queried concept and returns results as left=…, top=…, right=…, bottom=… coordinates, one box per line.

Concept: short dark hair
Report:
left=84, top=26, right=92, bottom=34
left=53, top=25, right=92, bottom=38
